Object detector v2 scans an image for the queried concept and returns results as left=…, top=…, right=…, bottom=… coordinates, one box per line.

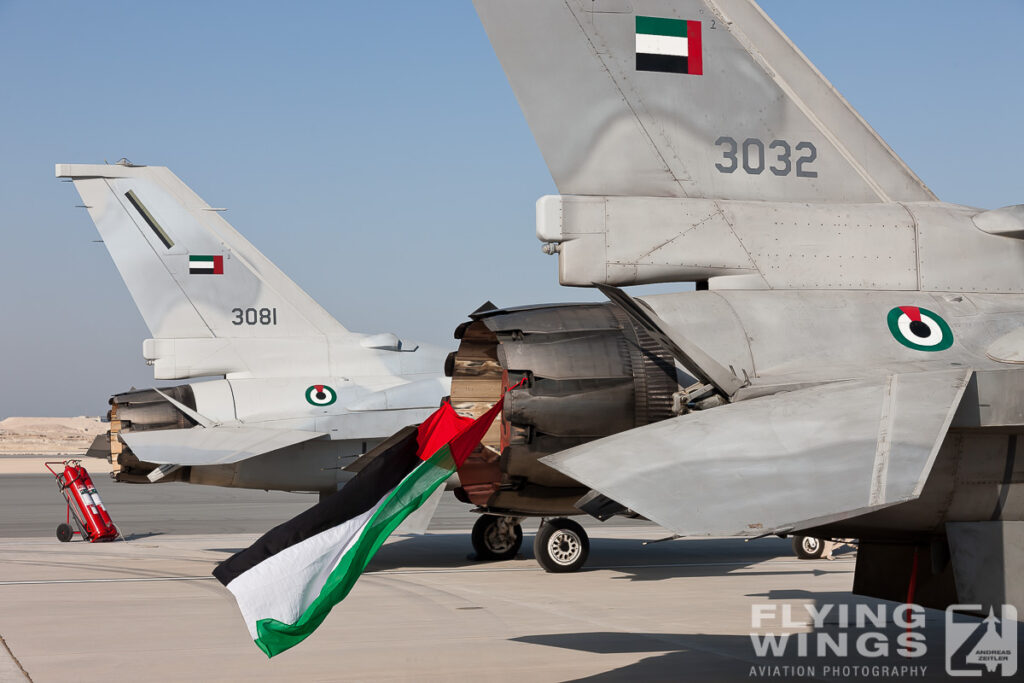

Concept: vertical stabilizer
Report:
left=57, top=162, right=348, bottom=341
left=473, top=0, right=936, bottom=203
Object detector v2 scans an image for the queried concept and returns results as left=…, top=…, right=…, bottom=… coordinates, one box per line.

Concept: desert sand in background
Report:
left=0, top=417, right=106, bottom=474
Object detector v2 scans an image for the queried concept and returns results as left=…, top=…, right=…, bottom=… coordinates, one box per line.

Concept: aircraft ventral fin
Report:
left=120, top=426, right=326, bottom=467
left=543, top=368, right=971, bottom=536
left=473, top=0, right=936, bottom=203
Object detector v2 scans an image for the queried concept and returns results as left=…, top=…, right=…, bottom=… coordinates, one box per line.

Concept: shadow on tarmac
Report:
left=203, top=535, right=810, bottom=578
left=118, top=531, right=163, bottom=541
left=205, top=534, right=807, bottom=576
left=513, top=593, right=1024, bottom=682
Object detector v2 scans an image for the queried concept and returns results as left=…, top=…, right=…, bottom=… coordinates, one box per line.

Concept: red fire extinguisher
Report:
left=46, top=460, right=119, bottom=542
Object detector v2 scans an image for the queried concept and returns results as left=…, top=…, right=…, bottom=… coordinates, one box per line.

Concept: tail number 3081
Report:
left=231, top=307, right=278, bottom=326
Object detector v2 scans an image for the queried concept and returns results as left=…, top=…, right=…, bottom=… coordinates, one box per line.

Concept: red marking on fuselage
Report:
left=314, top=385, right=324, bottom=393
left=899, top=306, right=922, bottom=322
left=688, top=20, right=703, bottom=75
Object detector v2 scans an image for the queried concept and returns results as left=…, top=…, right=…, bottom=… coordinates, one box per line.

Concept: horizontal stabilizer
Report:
left=544, top=369, right=970, bottom=536
left=121, top=426, right=325, bottom=466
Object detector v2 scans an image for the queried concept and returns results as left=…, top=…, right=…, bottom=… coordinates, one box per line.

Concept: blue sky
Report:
left=1, top=1, right=1021, bottom=417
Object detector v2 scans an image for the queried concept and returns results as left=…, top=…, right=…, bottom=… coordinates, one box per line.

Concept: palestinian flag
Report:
left=212, top=395, right=506, bottom=657
left=189, top=254, right=224, bottom=274
left=635, top=16, right=703, bottom=75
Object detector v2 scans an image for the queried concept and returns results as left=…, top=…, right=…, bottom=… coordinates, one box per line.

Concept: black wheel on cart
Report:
left=56, top=523, right=73, bottom=542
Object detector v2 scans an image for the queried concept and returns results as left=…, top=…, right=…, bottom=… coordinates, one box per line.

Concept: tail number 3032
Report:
left=231, top=307, right=278, bottom=326
left=714, top=136, right=817, bottom=178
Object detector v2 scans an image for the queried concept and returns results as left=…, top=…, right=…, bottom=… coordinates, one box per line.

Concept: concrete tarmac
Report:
left=0, top=472, right=1014, bottom=681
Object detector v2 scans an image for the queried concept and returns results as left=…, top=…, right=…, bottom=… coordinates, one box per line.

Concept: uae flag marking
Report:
left=635, top=16, right=702, bottom=75
left=212, top=385, right=517, bottom=657
left=189, top=254, right=224, bottom=275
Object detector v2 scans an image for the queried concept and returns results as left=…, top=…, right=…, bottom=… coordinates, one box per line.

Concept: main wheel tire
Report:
left=793, top=535, right=825, bottom=559
left=471, top=515, right=523, bottom=561
left=534, top=518, right=590, bottom=573
left=56, top=523, right=73, bottom=543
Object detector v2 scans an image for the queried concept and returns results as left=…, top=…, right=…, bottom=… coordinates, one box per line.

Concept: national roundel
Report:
left=887, top=306, right=953, bottom=352
left=305, top=384, right=337, bottom=406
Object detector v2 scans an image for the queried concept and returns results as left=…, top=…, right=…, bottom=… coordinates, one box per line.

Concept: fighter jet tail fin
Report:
left=544, top=369, right=970, bottom=537
left=474, top=0, right=935, bottom=204
left=57, top=162, right=348, bottom=346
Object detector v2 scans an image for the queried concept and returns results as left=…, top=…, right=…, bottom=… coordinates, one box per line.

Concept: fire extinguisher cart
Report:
left=45, top=460, right=120, bottom=542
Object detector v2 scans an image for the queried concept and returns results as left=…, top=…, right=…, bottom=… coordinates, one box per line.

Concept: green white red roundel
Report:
left=305, top=385, right=337, bottom=406
left=887, top=306, right=953, bottom=352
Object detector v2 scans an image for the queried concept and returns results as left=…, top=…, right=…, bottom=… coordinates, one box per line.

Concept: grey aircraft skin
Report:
left=460, top=0, right=1024, bottom=609
left=56, top=1, right=1024, bottom=594
left=57, top=162, right=450, bottom=502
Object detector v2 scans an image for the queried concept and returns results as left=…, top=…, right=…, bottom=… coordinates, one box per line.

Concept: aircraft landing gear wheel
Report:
left=534, top=518, right=590, bottom=573
left=56, top=523, right=73, bottom=543
left=793, top=535, right=825, bottom=559
left=471, top=515, right=523, bottom=560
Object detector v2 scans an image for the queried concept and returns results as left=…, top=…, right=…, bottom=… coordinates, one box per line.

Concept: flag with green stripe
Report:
left=212, top=396, right=506, bottom=657
left=188, top=254, right=224, bottom=274
left=635, top=16, right=703, bottom=75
